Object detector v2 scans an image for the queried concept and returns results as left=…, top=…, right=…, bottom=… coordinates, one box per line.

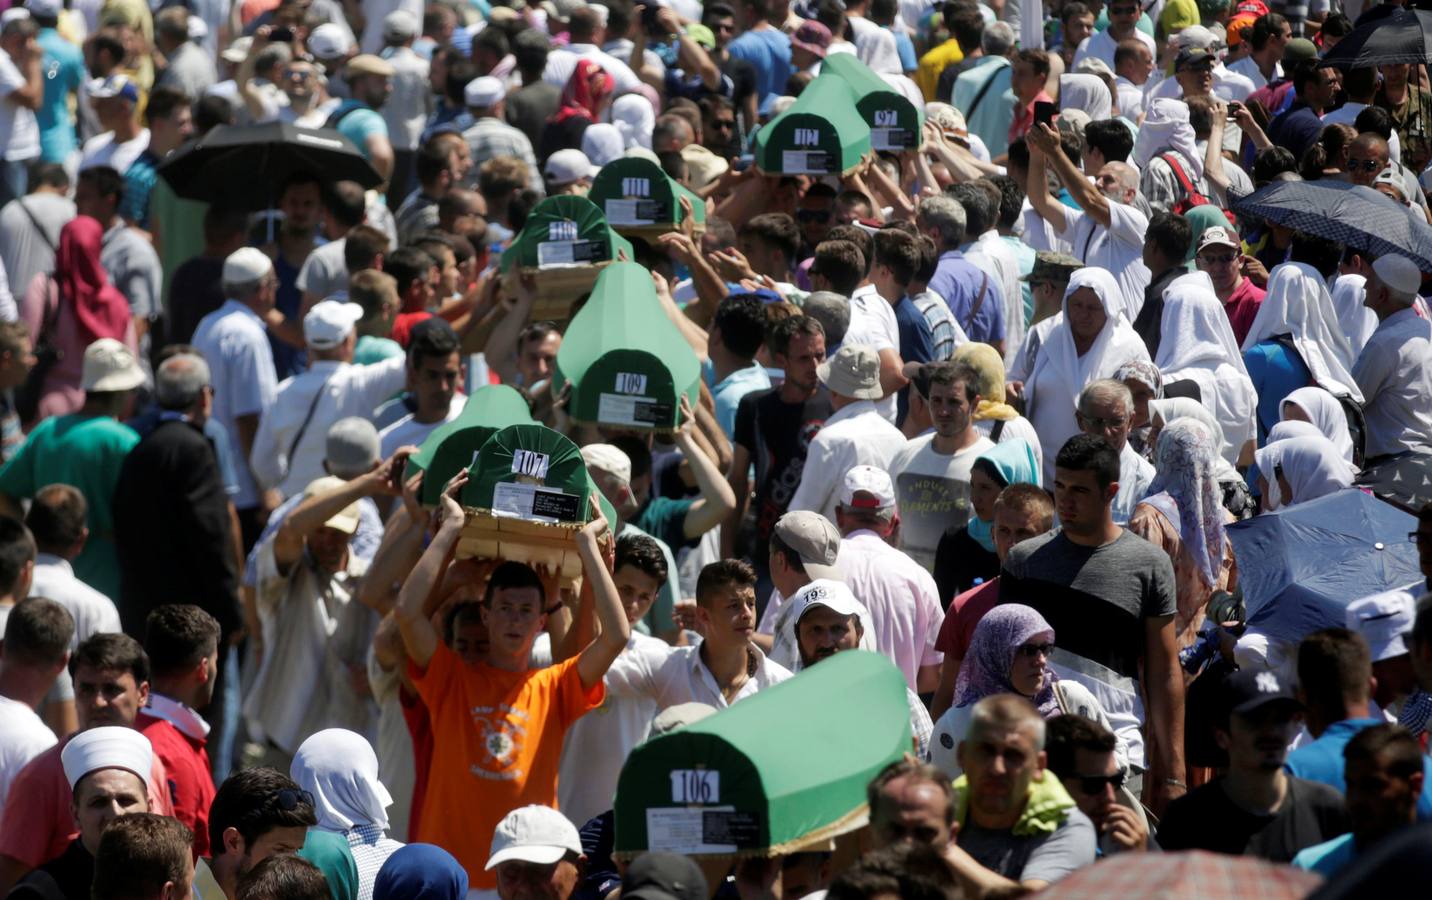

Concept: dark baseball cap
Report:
left=623, top=852, right=708, bottom=900
left=1220, top=668, right=1303, bottom=720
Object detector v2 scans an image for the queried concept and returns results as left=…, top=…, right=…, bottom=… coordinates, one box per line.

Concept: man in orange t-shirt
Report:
left=396, top=482, right=631, bottom=890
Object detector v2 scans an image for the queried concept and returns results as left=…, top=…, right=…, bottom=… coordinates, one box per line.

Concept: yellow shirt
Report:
left=917, top=40, right=965, bottom=101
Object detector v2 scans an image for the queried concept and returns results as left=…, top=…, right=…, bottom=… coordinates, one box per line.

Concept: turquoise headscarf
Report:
left=299, top=830, right=360, bottom=900
left=967, top=438, right=1042, bottom=552
left=1182, top=205, right=1235, bottom=262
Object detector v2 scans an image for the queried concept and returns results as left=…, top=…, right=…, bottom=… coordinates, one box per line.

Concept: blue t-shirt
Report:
left=704, top=358, right=772, bottom=441
left=1286, top=717, right=1432, bottom=820
left=728, top=27, right=791, bottom=112
left=1244, top=338, right=1313, bottom=444
left=335, top=106, right=388, bottom=159
left=1291, top=833, right=1357, bottom=878
left=121, top=150, right=160, bottom=229
left=894, top=294, right=936, bottom=426
left=36, top=28, right=84, bottom=162
left=895, top=32, right=918, bottom=73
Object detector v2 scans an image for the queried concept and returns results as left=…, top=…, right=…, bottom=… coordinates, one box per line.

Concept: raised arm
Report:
left=575, top=502, right=632, bottom=689
left=1028, top=122, right=1110, bottom=229
left=675, top=398, right=738, bottom=540
left=394, top=472, right=467, bottom=669
left=273, top=449, right=408, bottom=571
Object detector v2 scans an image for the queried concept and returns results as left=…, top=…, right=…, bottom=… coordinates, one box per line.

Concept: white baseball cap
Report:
left=464, top=75, right=505, bottom=108
left=486, top=805, right=581, bottom=870
left=543, top=148, right=599, bottom=185
left=307, top=22, right=353, bottom=59
left=81, top=339, right=146, bottom=393
left=303, top=299, right=364, bottom=349
left=382, top=9, right=418, bottom=40
left=1197, top=225, right=1240, bottom=254
left=790, top=579, right=864, bottom=622
left=1346, top=589, right=1416, bottom=662
left=580, top=443, right=632, bottom=484
left=223, top=246, right=273, bottom=284
left=839, top=465, right=895, bottom=511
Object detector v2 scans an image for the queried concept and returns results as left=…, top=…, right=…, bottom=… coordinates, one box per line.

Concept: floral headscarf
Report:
left=955, top=604, right=1059, bottom=717
left=1115, top=358, right=1164, bottom=400
left=1143, top=417, right=1226, bottom=588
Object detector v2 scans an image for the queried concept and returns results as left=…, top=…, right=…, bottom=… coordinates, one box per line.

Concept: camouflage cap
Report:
left=1024, top=251, right=1083, bottom=285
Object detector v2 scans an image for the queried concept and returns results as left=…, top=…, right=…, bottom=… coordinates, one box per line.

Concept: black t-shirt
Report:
left=933, top=525, right=1000, bottom=608
left=1156, top=776, right=1349, bottom=862
left=721, top=56, right=757, bottom=117
left=167, top=255, right=227, bottom=345
left=732, top=385, right=833, bottom=567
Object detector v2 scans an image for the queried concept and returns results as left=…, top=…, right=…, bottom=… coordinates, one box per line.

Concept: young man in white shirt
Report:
left=0, top=16, right=40, bottom=207
left=25, top=485, right=121, bottom=648
left=78, top=74, right=149, bottom=175
left=887, top=361, right=994, bottom=573
left=377, top=318, right=464, bottom=458
left=0, top=598, right=72, bottom=809
left=788, top=345, right=908, bottom=523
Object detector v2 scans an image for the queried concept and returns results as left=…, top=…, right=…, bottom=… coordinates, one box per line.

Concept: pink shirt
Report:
left=837, top=530, right=945, bottom=692
left=21, top=273, right=138, bottom=422
left=0, top=732, right=171, bottom=868
left=1223, top=277, right=1266, bottom=347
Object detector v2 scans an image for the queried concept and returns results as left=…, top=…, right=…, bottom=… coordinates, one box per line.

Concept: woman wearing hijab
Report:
left=1256, top=433, right=1357, bottom=509
left=953, top=341, right=1044, bottom=474
left=1155, top=271, right=1258, bottom=467
left=292, top=729, right=404, bottom=900
left=932, top=438, right=1040, bottom=602
left=1129, top=417, right=1238, bottom=643
left=1281, top=385, right=1357, bottom=467
left=1249, top=419, right=1326, bottom=511
left=1116, top=358, right=1163, bottom=454
left=611, top=93, right=654, bottom=150
left=539, top=60, right=615, bottom=161
left=929, top=604, right=1125, bottom=778
left=1024, top=267, right=1151, bottom=484
left=373, top=845, right=469, bottom=900
left=1242, top=261, right=1363, bottom=444
left=1060, top=73, right=1114, bottom=121
left=580, top=122, right=624, bottom=167
left=19, top=215, right=138, bottom=422
left=1133, top=98, right=1206, bottom=214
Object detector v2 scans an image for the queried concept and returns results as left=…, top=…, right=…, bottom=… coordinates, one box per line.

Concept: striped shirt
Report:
left=344, top=823, right=404, bottom=900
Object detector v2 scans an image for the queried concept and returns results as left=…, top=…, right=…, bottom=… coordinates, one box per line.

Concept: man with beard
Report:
left=780, top=578, right=933, bottom=759
left=194, top=767, right=318, bottom=899
left=327, top=55, right=395, bottom=183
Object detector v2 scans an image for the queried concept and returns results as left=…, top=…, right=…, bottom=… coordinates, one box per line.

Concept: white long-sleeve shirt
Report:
left=787, top=399, right=908, bottom=523
left=1354, top=307, right=1432, bottom=459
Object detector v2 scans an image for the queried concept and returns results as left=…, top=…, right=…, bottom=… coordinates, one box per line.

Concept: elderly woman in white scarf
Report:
left=611, top=93, right=654, bottom=150
left=1129, top=416, right=1239, bottom=644
left=1133, top=98, right=1205, bottom=215
left=1155, top=271, right=1258, bottom=467
left=1060, top=73, right=1113, bottom=121
left=1253, top=433, right=1358, bottom=510
left=1242, top=261, right=1363, bottom=444
left=1281, top=385, right=1359, bottom=467
left=293, top=728, right=405, bottom=900
left=1024, top=267, right=1151, bottom=484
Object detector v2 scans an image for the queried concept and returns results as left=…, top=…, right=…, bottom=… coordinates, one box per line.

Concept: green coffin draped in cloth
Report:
left=820, top=53, right=925, bottom=152
left=754, top=74, right=871, bottom=176
left=553, top=261, right=700, bottom=432
left=613, top=651, right=912, bottom=858
left=588, top=156, right=706, bottom=236
left=499, top=195, right=635, bottom=321
left=406, top=385, right=535, bottom=507
left=457, top=423, right=616, bottom=577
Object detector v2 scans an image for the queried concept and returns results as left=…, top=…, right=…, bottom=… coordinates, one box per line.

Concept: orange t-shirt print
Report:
left=410, top=641, right=604, bottom=889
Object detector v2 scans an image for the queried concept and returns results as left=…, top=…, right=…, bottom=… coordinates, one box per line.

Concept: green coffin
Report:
left=613, top=651, right=912, bottom=858
left=407, top=386, right=535, bottom=506
left=499, top=194, right=634, bottom=271
left=588, top=157, right=706, bottom=233
left=755, top=74, right=872, bottom=175
left=820, top=53, right=925, bottom=152
left=552, top=261, right=700, bottom=431
left=462, top=423, right=594, bottom=521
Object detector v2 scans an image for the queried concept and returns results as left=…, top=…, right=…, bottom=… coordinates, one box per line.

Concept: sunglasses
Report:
left=269, top=788, right=314, bottom=811
left=1074, top=769, right=1127, bottom=793
left=798, top=208, right=832, bottom=223
left=1199, top=252, right=1238, bottom=265
left=1347, top=158, right=1383, bottom=172
left=1015, top=642, right=1055, bottom=659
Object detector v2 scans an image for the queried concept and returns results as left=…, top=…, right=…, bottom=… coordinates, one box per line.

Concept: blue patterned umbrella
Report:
left=1230, top=179, right=1432, bottom=271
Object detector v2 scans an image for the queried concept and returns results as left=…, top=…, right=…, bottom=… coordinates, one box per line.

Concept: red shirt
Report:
left=0, top=732, right=172, bottom=867
left=1009, top=91, right=1054, bottom=145
left=1223, top=277, right=1266, bottom=346
left=137, top=711, right=216, bottom=858
left=398, top=684, right=434, bottom=843
left=934, top=577, right=1002, bottom=663
left=391, top=311, right=433, bottom=347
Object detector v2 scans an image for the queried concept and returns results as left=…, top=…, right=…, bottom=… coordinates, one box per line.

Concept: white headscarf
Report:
left=1059, top=73, right=1112, bottom=121
left=1156, top=271, right=1258, bottom=464
left=1254, top=420, right=1325, bottom=511
left=581, top=122, right=624, bottom=166
left=1269, top=434, right=1356, bottom=507
left=1281, top=386, right=1356, bottom=466
left=1329, top=273, right=1380, bottom=357
left=611, top=93, right=654, bottom=149
left=292, top=728, right=394, bottom=832
left=1241, top=262, right=1364, bottom=402
left=1133, top=98, right=1205, bottom=182
left=856, top=27, right=903, bottom=75
left=1142, top=417, right=1227, bottom=589
left=1026, top=267, right=1151, bottom=480
left=1149, top=397, right=1241, bottom=484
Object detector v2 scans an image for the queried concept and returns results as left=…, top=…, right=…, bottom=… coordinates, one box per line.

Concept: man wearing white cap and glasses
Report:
left=249, top=297, right=408, bottom=500
left=1352, top=253, right=1432, bottom=462
left=779, top=579, right=934, bottom=759
left=787, top=345, right=907, bottom=524
left=543, top=148, right=599, bottom=196
left=7, top=726, right=153, bottom=900
left=462, top=75, right=540, bottom=192
left=486, top=805, right=584, bottom=900
left=192, top=247, right=281, bottom=546
left=0, top=338, right=144, bottom=599
left=824, top=465, right=944, bottom=696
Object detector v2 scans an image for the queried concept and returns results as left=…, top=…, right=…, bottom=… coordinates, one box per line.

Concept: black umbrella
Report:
left=1230, top=178, right=1432, bottom=271
left=1320, top=7, right=1432, bottom=68
left=1356, top=453, right=1432, bottom=513
left=157, top=121, right=382, bottom=208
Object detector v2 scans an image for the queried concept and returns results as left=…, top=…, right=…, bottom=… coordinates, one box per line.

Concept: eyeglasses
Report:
left=1347, top=158, right=1384, bottom=172
left=1075, top=769, right=1127, bottom=793
left=1015, top=642, right=1055, bottom=659
left=797, top=208, right=832, bottom=223
left=711, top=118, right=736, bottom=131
left=1199, top=252, right=1238, bottom=265
left=1082, top=416, right=1127, bottom=431
left=1409, top=531, right=1432, bottom=543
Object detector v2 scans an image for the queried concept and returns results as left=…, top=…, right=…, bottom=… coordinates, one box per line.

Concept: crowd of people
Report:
left=1, top=0, right=1432, bottom=895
